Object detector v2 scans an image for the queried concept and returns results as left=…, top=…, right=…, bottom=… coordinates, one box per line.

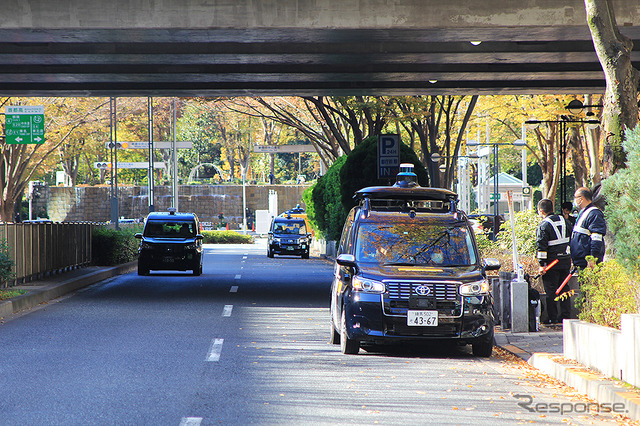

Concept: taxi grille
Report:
left=385, top=281, right=458, bottom=301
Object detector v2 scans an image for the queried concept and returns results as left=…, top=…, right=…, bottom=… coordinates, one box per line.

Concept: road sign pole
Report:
left=148, top=97, right=155, bottom=213
left=172, top=99, right=178, bottom=212
left=110, top=97, right=119, bottom=229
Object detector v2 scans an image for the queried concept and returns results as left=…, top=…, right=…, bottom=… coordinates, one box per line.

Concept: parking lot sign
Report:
left=5, top=106, right=45, bottom=144
left=378, top=134, right=400, bottom=179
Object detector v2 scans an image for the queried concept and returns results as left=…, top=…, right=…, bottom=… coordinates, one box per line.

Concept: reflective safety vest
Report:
left=543, top=216, right=570, bottom=247
left=572, top=206, right=603, bottom=242
left=537, top=215, right=570, bottom=263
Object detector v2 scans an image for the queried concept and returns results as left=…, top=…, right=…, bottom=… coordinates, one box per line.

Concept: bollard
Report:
left=510, top=278, right=529, bottom=333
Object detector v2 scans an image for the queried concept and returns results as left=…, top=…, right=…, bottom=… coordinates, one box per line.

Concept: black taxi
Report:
left=330, top=164, right=500, bottom=356
left=267, top=215, right=311, bottom=259
left=135, top=209, right=204, bottom=276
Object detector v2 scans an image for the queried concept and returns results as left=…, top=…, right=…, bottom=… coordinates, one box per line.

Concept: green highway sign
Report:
left=5, top=105, right=45, bottom=144
left=490, top=193, right=501, bottom=200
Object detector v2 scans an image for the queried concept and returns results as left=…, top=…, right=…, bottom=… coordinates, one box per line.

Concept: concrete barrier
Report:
left=564, top=315, right=640, bottom=388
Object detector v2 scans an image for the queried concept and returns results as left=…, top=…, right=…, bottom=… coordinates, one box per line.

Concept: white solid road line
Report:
left=229, top=285, right=238, bottom=293
left=179, top=417, right=202, bottom=426
left=222, top=305, right=233, bottom=317
left=206, top=338, right=224, bottom=362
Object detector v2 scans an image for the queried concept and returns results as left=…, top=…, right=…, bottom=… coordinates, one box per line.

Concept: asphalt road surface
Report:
left=0, top=241, right=630, bottom=425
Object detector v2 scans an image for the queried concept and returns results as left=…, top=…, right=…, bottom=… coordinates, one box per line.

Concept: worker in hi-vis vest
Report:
left=536, top=198, right=572, bottom=324
left=570, top=187, right=607, bottom=269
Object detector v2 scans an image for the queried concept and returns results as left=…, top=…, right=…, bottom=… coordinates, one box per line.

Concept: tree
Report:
left=54, top=98, right=111, bottom=186
left=393, top=95, right=477, bottom=189
left=585, top=0, right=640, bottom=175
left=601, top=126, right=640, bottom=271
left=0, top=97, right=101, bottom=221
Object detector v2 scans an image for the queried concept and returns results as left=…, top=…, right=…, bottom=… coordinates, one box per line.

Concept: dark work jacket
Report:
left=536, top=214, right=571, bottom=269
left=570, top=203, right=606, bottom=268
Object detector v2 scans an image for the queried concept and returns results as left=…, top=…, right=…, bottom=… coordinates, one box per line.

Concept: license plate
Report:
left=162, top=256, right=175, bottom=263
left=407, top=310, right=438, bottom=326
left=286, top=246, right=294, bottom=251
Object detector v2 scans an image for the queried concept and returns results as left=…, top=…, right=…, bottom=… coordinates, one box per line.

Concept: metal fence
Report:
left=0, top=222, right=94, bottom=288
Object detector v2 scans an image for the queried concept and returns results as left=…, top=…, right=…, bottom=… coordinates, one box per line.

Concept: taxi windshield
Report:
left=144, top=220, right=196, bottom=238
left=355, top=219, right=476, bottom=266
left=273, top=221, right=307, bottom=235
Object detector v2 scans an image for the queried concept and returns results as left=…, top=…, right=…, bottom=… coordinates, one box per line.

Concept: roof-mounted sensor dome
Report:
left=394, top=163, right=418, bottom=188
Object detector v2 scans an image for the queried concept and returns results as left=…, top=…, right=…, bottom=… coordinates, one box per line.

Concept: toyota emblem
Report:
left=415, top=285, right=430, bottom=296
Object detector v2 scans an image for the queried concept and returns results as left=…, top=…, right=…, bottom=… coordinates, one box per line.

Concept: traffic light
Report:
left=94, top=162, right=112, bottom=169
left=107, top=142, right=129, bottom=149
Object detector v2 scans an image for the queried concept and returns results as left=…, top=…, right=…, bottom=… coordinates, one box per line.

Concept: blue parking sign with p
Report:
left=378, top=134, right=400, bottom=179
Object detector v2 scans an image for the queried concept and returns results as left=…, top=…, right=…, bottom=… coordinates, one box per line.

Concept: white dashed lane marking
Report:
left=234, top=274, right=241, bottom=279
left=206, top=338, right=224, bottom=362
left=229, top=286, right=238, bottom=293
left=179, top=417, right=202, bottom=426
left=222, top=305, right=233, bottom=317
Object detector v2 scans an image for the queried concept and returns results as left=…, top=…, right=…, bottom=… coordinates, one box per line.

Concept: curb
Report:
left=0, top=261, right=137, bottom=318
left=496, top=332, right=640, bottom=422
left=494, top=331, right=531, bottom=361
left=529, top=353, right=640, bottom=421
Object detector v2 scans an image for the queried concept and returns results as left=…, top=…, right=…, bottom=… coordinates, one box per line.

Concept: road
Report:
left=0, top=242, right=629, bottom=425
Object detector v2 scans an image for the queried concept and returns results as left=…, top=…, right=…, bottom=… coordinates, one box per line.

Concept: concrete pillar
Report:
left=622, top=314, right=640, bottom=388
left=510, top=278, right=529, bottom=332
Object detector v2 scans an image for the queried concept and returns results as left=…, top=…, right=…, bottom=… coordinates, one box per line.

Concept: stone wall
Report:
left=46, top=185, right=309, bottom=225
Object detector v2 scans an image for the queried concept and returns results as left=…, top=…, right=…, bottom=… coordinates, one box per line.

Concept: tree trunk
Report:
left=568, top=126, right=589, bottom=188
left=585, top=0, right=640, bottom=176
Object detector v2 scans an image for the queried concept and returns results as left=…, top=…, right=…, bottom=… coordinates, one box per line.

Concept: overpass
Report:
left=1, top=0, right=639, bottom=96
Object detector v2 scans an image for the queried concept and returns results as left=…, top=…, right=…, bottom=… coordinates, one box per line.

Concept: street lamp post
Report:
left=466, top=140, right=523, bottom=219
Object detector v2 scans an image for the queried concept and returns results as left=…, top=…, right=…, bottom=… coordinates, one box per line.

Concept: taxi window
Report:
left=144, top=220, right=196, bottom=237
left=355, top=220, right=476, bottom=266
left=273, top=221, right=306, bottom=235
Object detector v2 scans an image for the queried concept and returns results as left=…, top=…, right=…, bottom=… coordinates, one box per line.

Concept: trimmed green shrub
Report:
left=602, top=126, right=640, bottom=272
left=339, top=136, right=429, bottom=213
left=201, top=230, right=253, bottom=244
left=476, top=209, right=540, bottom=286
left=311, top=155, right=348, bottom=241
left=302, top=184, right=319, bottom=236
left=0, top=239, right=15, bottom=288
left=92, top=226, right=142, bottom=266
left=309, top=136, right=429, bottom=241
left=575, top=257, right=640, bottom=329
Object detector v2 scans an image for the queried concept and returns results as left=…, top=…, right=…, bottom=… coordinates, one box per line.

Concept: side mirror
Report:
left=336, top=253, right=357, bottom=268
left=195, top=234, right=204, bottom=240
left=134, top=233, right=143, bottom=239
left=482, top=258, right=501, bottom=271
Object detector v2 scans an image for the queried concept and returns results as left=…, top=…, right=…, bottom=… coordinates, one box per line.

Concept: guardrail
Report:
left=0, top=222, right=94, bottom=288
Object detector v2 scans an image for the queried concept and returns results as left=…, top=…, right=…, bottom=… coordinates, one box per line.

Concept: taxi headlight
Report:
left=352, top=276, right=386, bottom=294
left=459, top=280, right=491, bottom=296
left=140, top=241, right=153, bottom=249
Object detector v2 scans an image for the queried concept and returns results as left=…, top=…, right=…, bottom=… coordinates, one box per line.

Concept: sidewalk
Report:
left=496, top=325, right=640, bottom=422
left=0, top=262, right=136, bottom=319
left=494, top=324, right=564, bottom=360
